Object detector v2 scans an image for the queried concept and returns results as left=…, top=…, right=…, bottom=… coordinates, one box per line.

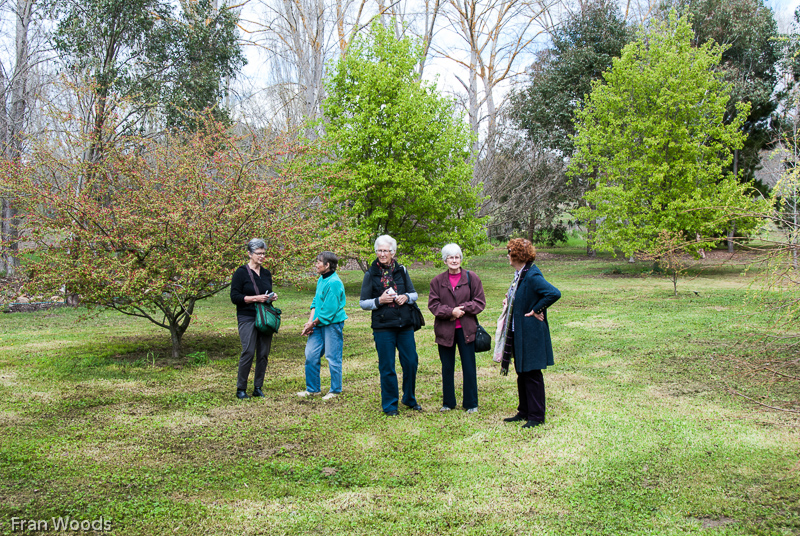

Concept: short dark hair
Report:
left=317, top=251, right=338, bottom=272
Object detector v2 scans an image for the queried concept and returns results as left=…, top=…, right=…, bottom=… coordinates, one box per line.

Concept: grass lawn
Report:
left=1, top=246, right=798, bottom=535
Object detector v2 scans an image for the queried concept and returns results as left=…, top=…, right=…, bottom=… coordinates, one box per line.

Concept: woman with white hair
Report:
left=359, top=235, right=422, bottom=416
left=230, top=238, right=278, bottom=399
left=427, top=243, right=486, bottom=413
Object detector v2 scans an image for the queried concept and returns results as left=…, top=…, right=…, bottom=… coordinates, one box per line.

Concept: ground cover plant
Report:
left=0, top=246, right=798, bottom=535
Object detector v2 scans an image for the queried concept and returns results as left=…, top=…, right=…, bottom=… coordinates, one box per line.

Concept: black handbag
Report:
left=466, top=270, right=491, bottom=352
left=246, top=266, right=281, bottom=334
left=402, top=266, right=425, bottom=331
left=408, top=301, right=425, bottom=332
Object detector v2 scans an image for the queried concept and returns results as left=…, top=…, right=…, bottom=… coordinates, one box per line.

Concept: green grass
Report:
left=1, top=247, right=798, bottom=535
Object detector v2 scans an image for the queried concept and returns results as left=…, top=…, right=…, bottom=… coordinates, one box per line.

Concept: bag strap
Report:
left=465, top=270, right=473, bottom=301
left=245, top=265, right=261, bottom=295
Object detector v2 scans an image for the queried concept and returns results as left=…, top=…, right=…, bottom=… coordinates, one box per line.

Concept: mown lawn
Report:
left=1, top=247, right=798, bottom=535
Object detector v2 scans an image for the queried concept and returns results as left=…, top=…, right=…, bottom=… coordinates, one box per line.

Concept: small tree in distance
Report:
left=1, top=118, right=355, bottom=359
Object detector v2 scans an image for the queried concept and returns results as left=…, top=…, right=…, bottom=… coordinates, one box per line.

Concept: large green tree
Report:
left=322, top=22, right=486, bottom=265
left=569, top=13, right=764, bottom=258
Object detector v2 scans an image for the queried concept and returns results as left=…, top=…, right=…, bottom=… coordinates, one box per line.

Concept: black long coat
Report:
left=511, top=264, right=561, bottom=373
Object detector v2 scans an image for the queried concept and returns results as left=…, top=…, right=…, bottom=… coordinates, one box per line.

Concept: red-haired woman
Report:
left=497, top=238, right=561, bottom=428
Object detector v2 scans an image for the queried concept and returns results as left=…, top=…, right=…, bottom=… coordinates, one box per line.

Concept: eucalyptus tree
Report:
left=0, top=0, right=41, bottom=276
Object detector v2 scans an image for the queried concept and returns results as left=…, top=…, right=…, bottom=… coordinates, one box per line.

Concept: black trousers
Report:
left=516, top=369, right=545, bottom=422
left=237, top=318, right=273, bottom=391
left=438, top=328, right=478, bottom=410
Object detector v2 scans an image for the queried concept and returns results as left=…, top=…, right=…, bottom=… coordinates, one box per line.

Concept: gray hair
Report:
left=247, top=238, right=267, bottom=254
left=441, top=243, right=463, bottom=262
left=374, top=235, right=397, bottom=254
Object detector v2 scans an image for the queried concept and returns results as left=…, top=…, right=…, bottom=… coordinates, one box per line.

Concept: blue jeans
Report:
left=373, top=329, right=418, bottom=412
left=304, top=322, right=344, bottom=393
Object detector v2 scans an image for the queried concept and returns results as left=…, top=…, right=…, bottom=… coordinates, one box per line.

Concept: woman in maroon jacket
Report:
left=428, top=243, right=486, bottom=413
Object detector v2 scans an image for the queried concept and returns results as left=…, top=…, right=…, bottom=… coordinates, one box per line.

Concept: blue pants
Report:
left=438, top=328, right=478, bottom=410
left=373, top=329, right=419, bottom=412
left=304, top=322, right=344, bottom=394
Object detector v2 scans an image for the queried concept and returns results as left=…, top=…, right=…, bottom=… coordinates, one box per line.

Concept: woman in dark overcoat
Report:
left=497, top=238, right=561, bottom=428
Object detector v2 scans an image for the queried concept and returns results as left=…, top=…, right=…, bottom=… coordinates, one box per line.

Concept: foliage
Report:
left=51, top=0, right=245, bottom=135
left=0, top=117, right=356, bottom=359
left=509, top=0, right=632, bottom=155
left=569, top=13, right=765, bottom=259
left=322, top=21, right=487, bottom=264
left=659, top=0, right=779, bottom=187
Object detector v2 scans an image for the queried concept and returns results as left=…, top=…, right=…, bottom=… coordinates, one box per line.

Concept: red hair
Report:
left=506, top=238, right=536, bottom=263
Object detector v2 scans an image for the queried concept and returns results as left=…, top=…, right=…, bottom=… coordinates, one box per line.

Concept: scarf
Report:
left=499, top=262, right=531, bottom=376
left=377, top=259, right=398, bottom=308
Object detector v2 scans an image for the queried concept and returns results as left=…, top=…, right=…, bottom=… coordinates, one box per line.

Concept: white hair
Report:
left=374, top=235, right=397, bottom=254
left=441, top=243, right=463, bottom=261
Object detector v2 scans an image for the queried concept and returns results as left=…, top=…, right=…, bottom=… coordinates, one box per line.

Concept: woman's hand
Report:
left=451, top=306, right=465, bottom=319
left=301, top=321, right=314, bottom=336
left=394, top=294, right=408, bottom=305
left=525, top=309, right=544, bottom=321
left=502, top=297, right=507, bottom=308
left=378, top=289, right=396, bottom=304
left=246, top=294, right=269, bottom=304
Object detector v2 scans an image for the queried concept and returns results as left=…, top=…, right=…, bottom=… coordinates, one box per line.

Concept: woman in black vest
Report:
left=359, top=235, right=422, bottom=416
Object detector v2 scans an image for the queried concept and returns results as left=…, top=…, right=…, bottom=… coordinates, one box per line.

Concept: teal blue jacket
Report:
left=311, top=272, right=348, bottom=326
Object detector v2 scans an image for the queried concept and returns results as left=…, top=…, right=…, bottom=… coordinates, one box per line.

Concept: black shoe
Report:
left=384, top=410, right=399, bottom=416
left=236, top=390, right=250, bottom=400
left=408, top=404, right=423, bottom=412
left=522, top=420, right=544, bottom=428
left=503, top=413, right=525, bottom=422
left=252, top=387, right=264, bottom=398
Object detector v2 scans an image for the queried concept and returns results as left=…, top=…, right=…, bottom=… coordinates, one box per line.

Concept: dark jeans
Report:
left=373, top=328, right=418, bottom=412
left=517, top=369, right=545, bottom=422
left=438, top=328, right=478, bottom=410
left=237, top=318, right=273, bottom=391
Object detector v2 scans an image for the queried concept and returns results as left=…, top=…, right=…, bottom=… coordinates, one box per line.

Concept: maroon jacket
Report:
left=428, top=269, right=486, bottom=347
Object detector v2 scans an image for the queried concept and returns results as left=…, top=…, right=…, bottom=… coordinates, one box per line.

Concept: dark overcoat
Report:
left=511, top=263, right=561, bottom=373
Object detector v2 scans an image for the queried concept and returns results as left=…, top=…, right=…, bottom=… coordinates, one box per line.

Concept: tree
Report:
left=485, top=124, right=574, bottom=243
left=322, top=21, right=487, bottom=265
left=0, top=117, right=355, bottom=359
left=508, top=0, right=632, bottom=255
left=1, top=0, right=39, bottom=276
left=509, top=0, right=632, bottom=155
left=568, top=13, right=763, bottom=259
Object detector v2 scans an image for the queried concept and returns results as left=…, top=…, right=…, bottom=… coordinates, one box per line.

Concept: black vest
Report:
left=367, top=261, right=414, bottom=330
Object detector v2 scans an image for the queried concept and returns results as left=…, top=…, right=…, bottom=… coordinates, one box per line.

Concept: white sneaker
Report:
left=322, top=392, right=338, bottom=401
left=439, top=406, right=453, bottom=412
left=466, top=407, right=478, bottom=414
left=296, top=390, right=321, bottom=397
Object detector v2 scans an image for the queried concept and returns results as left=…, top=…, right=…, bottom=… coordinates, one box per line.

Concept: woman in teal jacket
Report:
left=298, top=251, right=348, bottom=400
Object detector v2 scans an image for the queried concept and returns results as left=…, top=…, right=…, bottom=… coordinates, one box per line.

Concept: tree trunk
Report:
left=169, top=325, right=183, bottom=360
left=727, top=224, right=735, bottom=254
left=1, top=0, right=35, bottom=278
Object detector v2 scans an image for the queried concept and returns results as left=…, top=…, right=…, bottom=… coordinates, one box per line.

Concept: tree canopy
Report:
left=569, top=13, right=764, bottom=258
left=322, top=21, right=487, bottom=264
left=1, top=117, right=355, bottom=358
